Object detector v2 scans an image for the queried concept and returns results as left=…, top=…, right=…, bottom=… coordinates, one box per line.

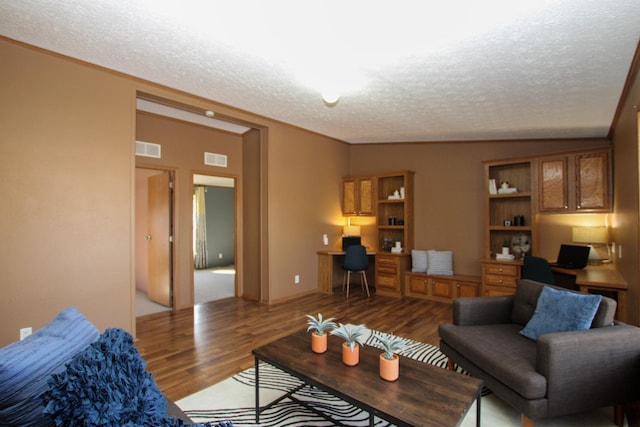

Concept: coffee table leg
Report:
left=476, top=393, right=481, bottom=427
left=255, top=357, right=260, bottom=423
left=369, top=412, right=374, bottom=427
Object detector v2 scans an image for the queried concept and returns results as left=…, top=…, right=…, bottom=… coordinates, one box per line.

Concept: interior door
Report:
left=147, top=171, right=172, bottom=307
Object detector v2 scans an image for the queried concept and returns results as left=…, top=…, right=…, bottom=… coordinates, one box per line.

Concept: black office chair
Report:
left=342, top=245, right=370, bottom=298
left=522, top=255, right=555, bottom=285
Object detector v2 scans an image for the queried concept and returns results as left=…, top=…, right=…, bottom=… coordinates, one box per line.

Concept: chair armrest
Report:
left=536, top=324, right=640, bottom=411
left=453, top=295, right=514, bottom=326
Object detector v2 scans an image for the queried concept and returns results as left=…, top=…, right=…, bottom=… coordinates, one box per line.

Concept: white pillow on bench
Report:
left=427, top=250, right=453, bottom=275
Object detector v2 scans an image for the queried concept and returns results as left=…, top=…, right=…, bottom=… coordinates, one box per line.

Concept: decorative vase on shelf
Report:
left=305, top=313, right=337, bottom=354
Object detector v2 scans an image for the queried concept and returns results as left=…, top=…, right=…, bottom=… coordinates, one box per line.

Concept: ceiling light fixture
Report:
left=322, top=91, right=340, bottom=107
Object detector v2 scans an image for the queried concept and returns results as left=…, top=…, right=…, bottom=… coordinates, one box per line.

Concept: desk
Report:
left=479, top=259, right=628, bottom=321
left=317, top=250, right=376, bottom=294
left=552, top=264, right=628, bottom=322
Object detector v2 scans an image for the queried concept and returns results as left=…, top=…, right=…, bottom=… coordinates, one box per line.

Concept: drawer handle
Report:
left=499, top=279, right=503, bottom=284
left=498, top=268, right=503, bottom=272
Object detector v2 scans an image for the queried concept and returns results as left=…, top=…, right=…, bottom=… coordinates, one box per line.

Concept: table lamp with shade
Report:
left=571, top=226, right=609, bottom=264
left=343, top=217, right=361, bottom=237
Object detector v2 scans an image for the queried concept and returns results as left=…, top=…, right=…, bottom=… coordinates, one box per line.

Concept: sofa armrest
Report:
left=536, top=323, right=640, bottom=414
left=453, top=295, right=514, bottom=326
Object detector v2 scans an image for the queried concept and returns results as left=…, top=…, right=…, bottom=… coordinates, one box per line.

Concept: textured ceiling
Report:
left=1, top=1, right=639, bottom=143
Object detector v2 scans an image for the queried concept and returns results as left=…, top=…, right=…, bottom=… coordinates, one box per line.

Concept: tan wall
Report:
left=349, top=139, right=609, bottom=275
left=611, top=56, right=640, bottom=325
left=0, top=38, right=350, bottom=346
left=0, top=39, right=136, bottom=344
left=267, top=125, right=350, bottom=302
left=2, top=35, right=638, bottom=348
left=135, top=112, right=243, bottom=309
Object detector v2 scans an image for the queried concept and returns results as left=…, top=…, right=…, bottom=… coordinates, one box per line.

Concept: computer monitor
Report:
left=342, top=236, right=361, bottom=251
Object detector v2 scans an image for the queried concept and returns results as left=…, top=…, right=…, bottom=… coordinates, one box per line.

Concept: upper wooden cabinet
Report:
left=342, top=176, right=375, bottom=216
left=576, top=151, right=611, bottom=211
left=538, top=149, right=611, bottom=213
left=539, top=156, right=569, bottom=212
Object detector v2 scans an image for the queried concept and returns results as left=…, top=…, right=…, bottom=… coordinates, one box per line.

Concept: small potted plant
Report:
left=502, top=237, right=511, bottom=255
left=375, top=333, right=407, bottom=381
left=330, top=323, right=367, bottom=366
left=306, top=313, right=337, bottom=354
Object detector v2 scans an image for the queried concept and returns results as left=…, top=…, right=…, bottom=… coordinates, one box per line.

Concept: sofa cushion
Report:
left=0, top=307, right=99, bottom=427
left=511, top=279, right=616, bottom=328
left=439, top=323, right=546, bottom=399
left=520, top=286, right=602, bottom=340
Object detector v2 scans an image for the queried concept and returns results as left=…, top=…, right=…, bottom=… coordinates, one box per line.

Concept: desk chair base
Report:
left=343, top=270, right=370, bottom=298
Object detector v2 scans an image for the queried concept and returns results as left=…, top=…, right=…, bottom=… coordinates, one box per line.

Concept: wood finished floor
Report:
left=135, top=291, right=453, bottom=402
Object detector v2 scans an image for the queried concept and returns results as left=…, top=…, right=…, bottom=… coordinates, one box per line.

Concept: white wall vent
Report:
left=204, top=152, right=228, bottom=168
left=136, top=141, right=161, bottom=158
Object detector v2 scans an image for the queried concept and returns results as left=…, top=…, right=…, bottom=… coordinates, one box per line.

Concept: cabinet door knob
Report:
left=498, top=268, right=503, bottom=272
left=499, top=279, right=503, bottom=283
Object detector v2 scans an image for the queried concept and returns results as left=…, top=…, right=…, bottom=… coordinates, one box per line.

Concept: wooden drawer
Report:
left=484, top=274, right=518, bottom=288
left=485, top=287, right=515, bottom=297
left=483, top=264, right=518, bottom=277
left=377, top=263, right=398, bottom=275
left=377, top=273, right=400, bottom=290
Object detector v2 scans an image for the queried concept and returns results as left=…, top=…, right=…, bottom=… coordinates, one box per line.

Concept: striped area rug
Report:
left=177, top=330, right=619, bottom=427
left=178, top=330, right=467, bottom=426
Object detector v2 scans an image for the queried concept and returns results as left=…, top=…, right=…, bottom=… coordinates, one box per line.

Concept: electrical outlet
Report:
left=294, top=275, right=300, bottom=284
left=218, top=253, right=223, bottom=259
left=20, top=327, right=32, bottom=341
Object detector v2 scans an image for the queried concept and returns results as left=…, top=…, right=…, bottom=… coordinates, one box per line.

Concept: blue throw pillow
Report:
left=520, top=286, right=602, bottom=340
left=43, top=328, right=230, bottom=427
left=0, top=307, right=100, bottom=426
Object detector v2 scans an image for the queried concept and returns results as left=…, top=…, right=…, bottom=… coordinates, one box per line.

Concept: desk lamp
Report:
left=572, top=226, right=609, bottom=264
left=343, top=217, right=361, bottom=237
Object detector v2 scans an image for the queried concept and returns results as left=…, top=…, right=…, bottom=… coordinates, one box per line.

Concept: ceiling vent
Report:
left=135, top=141, right=161, bottom=158
left=204, top=152, right=228, bottom=168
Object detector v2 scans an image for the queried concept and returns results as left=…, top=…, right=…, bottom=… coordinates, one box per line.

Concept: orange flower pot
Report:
left=311, top=332, right=328, bottom=353
left=342, top=342, right=360, bottom=366
left=379, top=353, right=399, bottom=381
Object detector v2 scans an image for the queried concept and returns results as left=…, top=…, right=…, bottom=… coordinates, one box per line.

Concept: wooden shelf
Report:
left=489, top=226, right=533, bottom=231
left=488, top=192, right=532, bottom=199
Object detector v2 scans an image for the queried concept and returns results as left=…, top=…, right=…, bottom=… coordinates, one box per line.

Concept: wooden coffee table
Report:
left=252, top=330, right=483, bottom=426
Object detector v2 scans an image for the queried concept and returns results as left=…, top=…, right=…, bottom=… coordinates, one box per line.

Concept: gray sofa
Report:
left=439, top=279, right=640, bottom=426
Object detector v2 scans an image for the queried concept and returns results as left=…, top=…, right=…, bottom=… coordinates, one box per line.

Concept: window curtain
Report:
left=193, top=186, right=208, bottom=269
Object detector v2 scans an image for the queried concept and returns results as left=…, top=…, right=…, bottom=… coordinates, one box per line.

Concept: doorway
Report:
left=135, top=167, right=174, bottom=316
left=193, top=174, right=236, bottom=304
